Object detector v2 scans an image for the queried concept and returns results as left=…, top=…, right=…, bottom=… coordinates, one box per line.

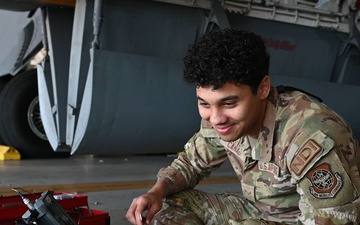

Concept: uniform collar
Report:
left=251, top=86, right=278, bottom=162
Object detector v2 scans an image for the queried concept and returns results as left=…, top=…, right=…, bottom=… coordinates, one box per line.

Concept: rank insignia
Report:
left=306, top=163, right=343, bottom=198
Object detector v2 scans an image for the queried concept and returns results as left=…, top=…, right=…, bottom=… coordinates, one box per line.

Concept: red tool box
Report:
left=0, top=191, right=110, bottom=225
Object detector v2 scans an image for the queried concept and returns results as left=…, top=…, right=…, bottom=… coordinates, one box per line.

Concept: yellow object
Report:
left=0, top=145, right=21, bottom=160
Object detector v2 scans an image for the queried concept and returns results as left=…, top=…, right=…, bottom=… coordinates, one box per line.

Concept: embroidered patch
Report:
left=258, top=161, right=280, bottom=177
left=306, top=163, right=343, bottom=198
left=226, top=141, right=241, bottom=154
left=290, top=139, right=322, bottom=176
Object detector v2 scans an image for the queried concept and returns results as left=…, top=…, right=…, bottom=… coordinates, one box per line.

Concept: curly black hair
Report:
left=183, top=28, right=270, bottom=93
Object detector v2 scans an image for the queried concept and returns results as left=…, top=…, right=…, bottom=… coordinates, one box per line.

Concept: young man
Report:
left=126, top=28, right=360, bottom=225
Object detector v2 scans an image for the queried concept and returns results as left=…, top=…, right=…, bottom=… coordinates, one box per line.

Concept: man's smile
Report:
left=214, top=125, right=234, bottom=135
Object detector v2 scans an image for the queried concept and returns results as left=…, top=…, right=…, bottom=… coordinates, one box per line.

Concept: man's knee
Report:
left=150, top=202, right=203, bottom=225
left=229, top=219, right=289, bottom=225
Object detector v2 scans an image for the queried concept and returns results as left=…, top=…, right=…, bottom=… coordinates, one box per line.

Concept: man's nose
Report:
left=209, top=108, right=226, bottom=125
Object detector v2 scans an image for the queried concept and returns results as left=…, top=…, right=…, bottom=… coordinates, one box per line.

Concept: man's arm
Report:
left=287, top=130, right=360, bottom=224
left=159, top=120, right=227, bottom=191
left=127, top=121, right=226, bottom=225
left=127, top=177, right=178, bottom=225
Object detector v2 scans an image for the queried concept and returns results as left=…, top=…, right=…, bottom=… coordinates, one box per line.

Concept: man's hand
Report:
left=126, top=177, right=179, bottom=224
left=126, top=191, right=163, bottom=225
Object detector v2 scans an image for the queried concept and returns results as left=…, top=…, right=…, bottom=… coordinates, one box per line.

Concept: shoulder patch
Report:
left=306, top=163, right=342, bottom=199
left=298, top=151, right=358, bottom=209
left=290, top=139, right=322, bottom=176
left=287, top=130, right=335, bottom=181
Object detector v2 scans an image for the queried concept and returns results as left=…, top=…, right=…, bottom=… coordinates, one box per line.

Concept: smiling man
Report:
left=126, top=28, right=360, bottom=225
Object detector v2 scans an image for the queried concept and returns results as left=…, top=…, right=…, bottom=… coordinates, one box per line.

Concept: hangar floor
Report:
left=0, top=154, right=239, bottom=225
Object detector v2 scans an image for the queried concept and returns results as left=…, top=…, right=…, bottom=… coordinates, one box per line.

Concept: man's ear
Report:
left=258, top=75, right=271, bottom=99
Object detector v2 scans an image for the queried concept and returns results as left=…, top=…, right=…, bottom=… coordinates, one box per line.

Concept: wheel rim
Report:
left=27, top=96, right=47, bottom=140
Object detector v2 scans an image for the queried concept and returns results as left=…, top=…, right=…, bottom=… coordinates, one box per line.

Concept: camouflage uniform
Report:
left=152, top=87, right=360, bottom=225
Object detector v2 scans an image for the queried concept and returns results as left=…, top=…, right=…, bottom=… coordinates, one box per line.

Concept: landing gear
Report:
left=0, top=69, right=69, bottom=158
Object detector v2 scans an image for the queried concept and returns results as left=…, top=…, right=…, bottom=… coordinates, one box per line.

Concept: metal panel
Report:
left=229, top=15, right=346, bottom=82
left=37, top=64, right=59, bottom=150
left=44, top=6, right=74, bottom=145
left=72, top=50, right=199, bottom=154
left=67, top=0, right=87, bottom=145
left=0, top=9, right=43, bottom=76
left=68, top=0, right=205, bottom=154
left=98, top=0, right=203, bottom=58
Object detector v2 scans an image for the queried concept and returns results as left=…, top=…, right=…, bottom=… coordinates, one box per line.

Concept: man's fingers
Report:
left=135, top=210, right=146, bottom=225
left=145, top=203, right=161, bottom=224
left=145, top=210, right=155, bottom=223
left=126, top=197, right=147, bottom=225
left=125, top=203, right=137, bottom=224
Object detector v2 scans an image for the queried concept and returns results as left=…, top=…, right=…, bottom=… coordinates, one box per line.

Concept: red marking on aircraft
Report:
left=263, top=38, right=297, bottom=52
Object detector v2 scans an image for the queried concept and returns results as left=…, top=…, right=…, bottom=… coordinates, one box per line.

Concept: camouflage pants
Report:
left=150, top=189, right=293, bottom=225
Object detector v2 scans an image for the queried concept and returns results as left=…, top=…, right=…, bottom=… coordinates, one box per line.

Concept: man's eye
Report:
left=199, top=102, right=209, bottom=107
left=224, top=102, right=236, bottom=107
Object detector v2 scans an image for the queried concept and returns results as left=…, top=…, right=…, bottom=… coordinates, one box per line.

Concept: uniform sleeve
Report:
left=157, top=119, right=228, bottom=192
left=286, top=130, right=360, bottom=224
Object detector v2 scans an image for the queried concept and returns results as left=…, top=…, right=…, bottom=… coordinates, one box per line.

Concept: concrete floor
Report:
left=0, top=154, right=239, bottom=225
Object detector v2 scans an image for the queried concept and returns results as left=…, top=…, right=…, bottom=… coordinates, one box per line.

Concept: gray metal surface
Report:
left=73, top=50, right=199, bottom=154
left=0, top=9, right=37, bottom=76
left=43, top=7, right=74, bottom=144
left=0, top=0, right=359, bottom=158
left=230, top=16, right=357, bottom=83
left=62, top=1, right=360, bottom=154
left=68, top=0, right=204, bottom=154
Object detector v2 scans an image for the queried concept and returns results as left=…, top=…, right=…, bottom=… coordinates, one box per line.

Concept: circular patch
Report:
left=312, top=169, right=334, bottom=191
left=306, top=163, right=343, bottom=198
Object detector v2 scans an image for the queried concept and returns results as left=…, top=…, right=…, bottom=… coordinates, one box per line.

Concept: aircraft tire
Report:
left=0, top=75, right=13, bottom=144
left=0, top=69, right=69, bottom=158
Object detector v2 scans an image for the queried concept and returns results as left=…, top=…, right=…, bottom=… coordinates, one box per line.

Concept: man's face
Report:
left=196, top=80, right=269, bottom=142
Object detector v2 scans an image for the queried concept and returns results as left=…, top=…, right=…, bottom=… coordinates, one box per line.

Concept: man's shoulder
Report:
left=277, top=91, right=349, bottom=134
left=278, top=91, right=325, bottom=115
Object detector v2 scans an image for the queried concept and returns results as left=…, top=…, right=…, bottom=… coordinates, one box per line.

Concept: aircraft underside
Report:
left=0, top=0, right=359, bottom=158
